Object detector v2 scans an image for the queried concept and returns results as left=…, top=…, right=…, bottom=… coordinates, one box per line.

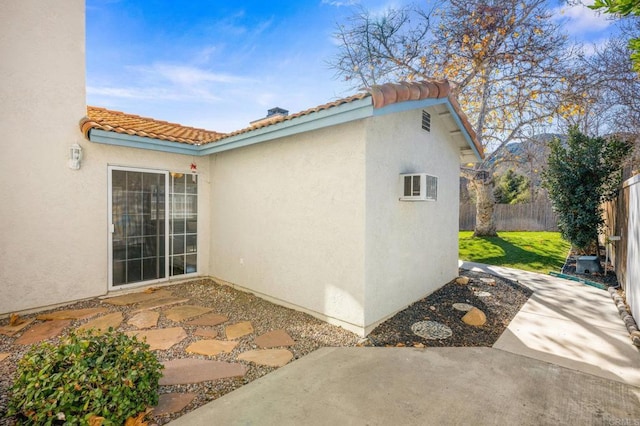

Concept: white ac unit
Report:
left=400, top=173, right=437, bottom=201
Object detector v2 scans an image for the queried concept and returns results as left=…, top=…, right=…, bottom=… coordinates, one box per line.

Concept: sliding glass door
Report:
left=109, top=167, right=198, bottom=288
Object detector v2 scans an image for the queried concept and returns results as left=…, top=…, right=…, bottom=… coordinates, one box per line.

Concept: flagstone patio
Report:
left=0, top=279, right=360, bottom=425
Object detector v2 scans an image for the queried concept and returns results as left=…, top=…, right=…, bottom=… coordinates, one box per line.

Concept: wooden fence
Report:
left=460, top=200, right=559, bottom=232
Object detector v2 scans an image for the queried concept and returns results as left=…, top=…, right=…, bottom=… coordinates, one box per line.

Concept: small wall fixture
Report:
left=68, top=143, right=83, bottom=170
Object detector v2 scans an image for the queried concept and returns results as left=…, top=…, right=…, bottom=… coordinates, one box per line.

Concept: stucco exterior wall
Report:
left=0, top=1, right=210, bottom=314
left=363, top=108, right=460, bottom=331
left=208, top=123, right=367, bottom=332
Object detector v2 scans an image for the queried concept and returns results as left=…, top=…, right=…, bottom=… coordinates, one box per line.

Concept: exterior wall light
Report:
left=69, top=143, right=83, bottom=170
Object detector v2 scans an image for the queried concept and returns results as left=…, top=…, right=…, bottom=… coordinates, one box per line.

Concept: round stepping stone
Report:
left=452, top=303, right=475, bottom=312
left=154, top=393, right=197, bottom=416
left=127, top=311, right=160, bottom=329
left=225, top=321, right=254, bottom=340
left=186, top=339, right=238, bottom=356
left=37, top=307, right=108, bottom=321
left=15, top=320, right=72, bottom=345
left=165, top=305, right=213, bottom=322
left=237, top=349, right=294, bottom=367
left=411, top=321, right=452, bottom=340
left=159, top=359, right=247, bottom=385
left=255, top=329, right=295, bottom=348
left=185, top=313, right=228, bottom=327
left=474, top=291, right=492, bottom=298
left=126, top=327, right=187, bottom=351
left=480, top=278, right=496, bottom=286
left=77, top=312, right=123, bottom=334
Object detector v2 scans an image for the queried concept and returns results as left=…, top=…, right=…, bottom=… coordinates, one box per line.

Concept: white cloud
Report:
left=552, top=2, right=613, bottom=37
left=321, top=0, right=359, bottom=6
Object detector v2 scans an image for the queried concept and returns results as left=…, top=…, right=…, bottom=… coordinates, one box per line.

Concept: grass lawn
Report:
left=459, top=231, right=571, bottom=274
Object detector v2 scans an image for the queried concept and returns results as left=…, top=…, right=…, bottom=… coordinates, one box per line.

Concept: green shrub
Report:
left=8, top=328, right=164, bottom=425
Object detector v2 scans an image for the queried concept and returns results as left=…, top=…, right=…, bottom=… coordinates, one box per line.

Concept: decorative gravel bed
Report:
left=0, top=271, right=530, bottom=425
left=365, top=270, right=533, bottom=347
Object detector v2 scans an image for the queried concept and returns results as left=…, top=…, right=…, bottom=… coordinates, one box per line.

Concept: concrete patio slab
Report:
left=460, top=262, right=640, bottom=387
left=168, top=347, right=640, bottom=426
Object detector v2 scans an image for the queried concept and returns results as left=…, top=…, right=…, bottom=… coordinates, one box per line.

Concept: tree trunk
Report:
left=472, top=177, right=497, bottom=237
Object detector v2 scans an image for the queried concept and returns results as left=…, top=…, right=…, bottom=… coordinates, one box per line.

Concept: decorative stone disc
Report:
left=474, top=291, right=492, bottom=298
left=411, top=321, right=452, bottom=340
left=452, top=303, right=475, bottom=312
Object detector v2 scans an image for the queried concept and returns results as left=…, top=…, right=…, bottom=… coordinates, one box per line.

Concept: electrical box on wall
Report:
left=400, top=173, right=438, bottom=201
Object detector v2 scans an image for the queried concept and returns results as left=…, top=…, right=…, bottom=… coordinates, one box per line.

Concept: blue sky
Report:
left=86, top=0, right=616, bottom=133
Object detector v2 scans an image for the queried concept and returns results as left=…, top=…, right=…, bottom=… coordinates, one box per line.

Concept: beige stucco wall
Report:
left=209, top=123, right=367, bottom=332
left=363, top=108, right=460, bottom=331
left=0, top=1, right=211, bottom=315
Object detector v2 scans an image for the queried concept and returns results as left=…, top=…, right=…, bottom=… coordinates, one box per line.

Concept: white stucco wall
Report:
left=625, top=175, right=640, bottom=322
left=209, top=123, right=367, bottom=332
left=363, top=108, right=460, bottom=331
left=0, top=1, right=210, bottom=315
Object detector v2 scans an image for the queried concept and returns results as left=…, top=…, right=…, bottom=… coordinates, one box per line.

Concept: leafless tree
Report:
left=330, top=0, right=572, bottom=236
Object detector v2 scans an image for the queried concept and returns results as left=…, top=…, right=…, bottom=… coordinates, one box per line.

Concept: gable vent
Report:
left=421, top=110, right=431, bottom=132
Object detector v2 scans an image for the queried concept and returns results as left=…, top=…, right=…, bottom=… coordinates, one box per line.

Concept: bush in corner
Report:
left=8, top=328, right=163, bottom=425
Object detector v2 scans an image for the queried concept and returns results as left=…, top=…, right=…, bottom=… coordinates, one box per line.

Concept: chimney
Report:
left=250, top=107, right=289, bottom=126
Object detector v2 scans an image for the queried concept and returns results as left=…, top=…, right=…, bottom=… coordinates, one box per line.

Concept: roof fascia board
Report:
left=87, top=97, right=374, bottom=156
left=198, top=98, right=373, bottom=155
left=374, top=97, right=481, bottom=162
left=89, top=129, right=200, bottom=155
left=443, top=102, right=482, bottom=161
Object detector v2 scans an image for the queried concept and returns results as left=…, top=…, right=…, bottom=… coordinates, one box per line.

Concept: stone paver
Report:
left=225, top=321, right=253, bottom=340
left=133, top=297, right=190, bottom=313
left=126, top=327, right=187, bottom=350
left=185, top=313, right=228, bottom=327
left=462, top=307, right=487, bottom=326
left=165, top=305, right=213, bottom=322
left=154, top=393, right=197, bottom=416
left=127, top=311, right=160, bottom=329
left=15, top=320, right=72, bottom=345
left=0, top=353, right=10, bottom=362
left=255, top=329, right=295, bottom=348
left=452, top=303, right=474, bottom=312
left=77, top=312, right=123, bottom=334
left=237, top=349, right=293, bottom=367
left=159, top=359, right=247, bottom=385
left=474, top=291, right=492, bottom=298
left=186, top=339, right=238, bottom=356
left=102, top=289, right=174, bottom=306
left=0, top=318, right=35, bottom=336
left=193, top=328, right=218, bottom=338
left=37, top=307, right=108, bottom=321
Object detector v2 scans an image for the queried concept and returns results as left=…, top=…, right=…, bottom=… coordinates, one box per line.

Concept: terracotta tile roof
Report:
left=80, top=107, right=225, bottom=145
left=80, top=80, right=482, bottom=157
